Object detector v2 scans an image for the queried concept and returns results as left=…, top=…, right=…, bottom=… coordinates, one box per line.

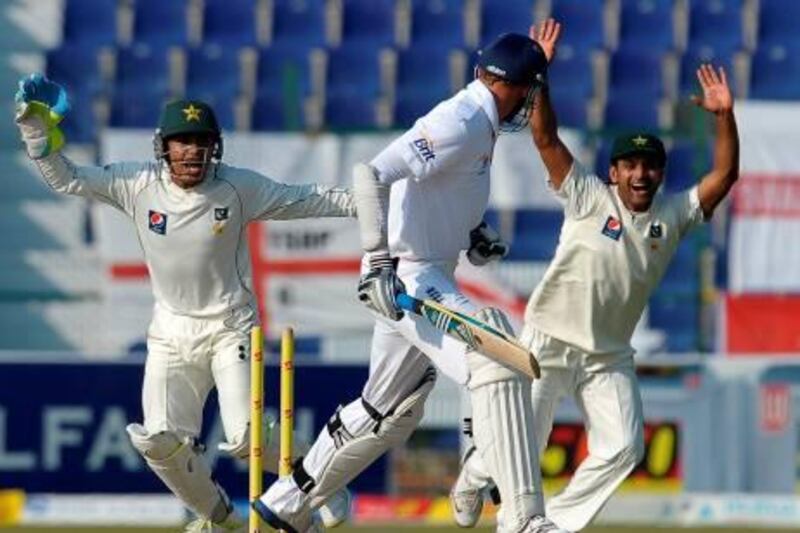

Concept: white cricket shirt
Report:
left=371, top=80, right=499, bottom=263
left=40, top=156, right=355, bottom=317
left=524, top=162, right=705, bottom=356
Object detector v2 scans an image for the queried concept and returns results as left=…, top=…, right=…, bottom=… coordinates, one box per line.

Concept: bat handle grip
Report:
left=395, top=292, right=419, bottom=313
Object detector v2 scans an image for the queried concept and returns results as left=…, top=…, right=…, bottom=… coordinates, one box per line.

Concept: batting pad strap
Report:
left=353, top=162, right=390, bottom=253
left=292, top=457, right=316, bottom=494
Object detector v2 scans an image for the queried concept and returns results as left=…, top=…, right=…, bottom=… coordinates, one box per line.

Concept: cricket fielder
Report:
left=255, top=33, right=569, bottom=533
left=14, top=74, right=353, bottom=532
left=451, top=19, right=740, bottom=532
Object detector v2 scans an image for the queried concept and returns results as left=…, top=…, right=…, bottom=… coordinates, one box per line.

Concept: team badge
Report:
left=148, top=210, right=168, bottom=235
left=601, top=215, right=623, bottom=241
left=214, top=207, right=229, bottom=221
left=649, top=222, right=663, bottom=238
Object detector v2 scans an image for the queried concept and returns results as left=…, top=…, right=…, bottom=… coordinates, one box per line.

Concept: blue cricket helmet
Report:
left=477, top=32, right=548, bottom=88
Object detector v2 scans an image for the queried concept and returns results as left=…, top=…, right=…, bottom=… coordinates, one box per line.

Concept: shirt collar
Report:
left=466, top=80, right=499, bottom=134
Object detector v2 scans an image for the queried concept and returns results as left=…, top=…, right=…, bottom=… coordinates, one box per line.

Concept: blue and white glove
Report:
left=357, top=251, right=406, bottom=321
left=467, top=221, right=509, bottom=266
left=14, top=73, right=70, bottom=159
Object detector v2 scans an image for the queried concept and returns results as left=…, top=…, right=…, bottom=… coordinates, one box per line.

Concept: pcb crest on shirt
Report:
left=148, top=210, right=168, bottom=235
left=601, top=215, right=623, bottom=240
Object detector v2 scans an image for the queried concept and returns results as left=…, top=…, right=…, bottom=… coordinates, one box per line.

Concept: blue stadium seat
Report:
left=548, top=50, right=593, bottom=128
left=109, top=90, right=166, bottom=128
left=758, top=0, right=800, bottom=49
left=341, top=0, right=397, bottom=47
left=202, top=0, right=258, bottom=47
left=251, top=92, right=303, bottom=130
left=648, top=291, right=698, bottom=352
left=255, top=48, right=312, bottom=100
left=62, top=0, right=119, bottom=46
left=132, top=0, right=190, bottom=46
left=594, top=141, right=613, bottom=179
left=394, top=45, right=451, bottom=126
left=325, top=94, right=379, bottom=129
left=609, top=49, right=665, bottom=99
left=394, top=93, right=442, bottom=128
left=604, top=95, right=662, bottom=130
left=550, top=92, right=589, bottom=129
left=253, top=48, right=311, bottom=130
left=665, top=143, right=704, bottom=193
left=324, top=46, right=383, bottom=129
left=749, top=45, right=800, bottom=100
left=46, top=45, right=106, bottom=97
left=618, top=0, right=675, bottom=53
left=504, top=209, right=564, bottom=261
left=687, top=0, right=744, bottom=57
left=115, top=45, right=171, bottom=98
left=271, top=0, right=327, bottom=49
left=409, top=0, right=466, bottom=49
left=548, top=47, right=595, bottom=99
left=679, top=46, right=736, bottom=97
left=550, top=0, right=605, bottom=51
left=396, top=46, right=451, bottom=102
left=326, top=46, right=382, bottom=101
left=185, top=45, right=242, bottom=104
left=480, top=1, right=534, bottom=43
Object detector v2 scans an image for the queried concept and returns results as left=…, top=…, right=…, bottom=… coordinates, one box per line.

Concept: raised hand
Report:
left=529, top=18, right=561, bottom=63
left=691, top=64, right=734, bottom=114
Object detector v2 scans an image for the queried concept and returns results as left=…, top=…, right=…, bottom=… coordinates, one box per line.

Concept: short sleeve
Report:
left=550, top=161, right=606, bottom=219
left=673, top=186, right=706, bottom=236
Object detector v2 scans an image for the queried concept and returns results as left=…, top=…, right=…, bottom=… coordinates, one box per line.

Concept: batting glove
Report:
left=467, top=221, right=509, bottom=266
left=14, top=73, right=70, bottom=159
left=357, top=251, right=406, bottom=321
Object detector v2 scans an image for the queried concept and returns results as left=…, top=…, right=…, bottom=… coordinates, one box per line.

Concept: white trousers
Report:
left=274, top=261, right=543, bottom=531
left=520, top=325, right=646, bottom=532
left=142, top=303, right=256, bottom=444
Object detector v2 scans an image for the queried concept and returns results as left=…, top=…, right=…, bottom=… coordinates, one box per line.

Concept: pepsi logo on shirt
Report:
left=148, top=210, right=168, bottom=235
left=601, top=215, right=623, bottom=241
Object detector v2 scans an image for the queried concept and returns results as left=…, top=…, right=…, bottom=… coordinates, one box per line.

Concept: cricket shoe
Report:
left=253, top=476, right=321, bottom=533
left=317, top=487, right=352, bottom=528
left=520, top=515, right=571, bottom=533
left=184, top=510, right=245, bottom=532
left=450, top=485, right=483, bottom=528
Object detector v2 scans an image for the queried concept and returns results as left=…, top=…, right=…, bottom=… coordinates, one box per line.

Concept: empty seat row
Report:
left=60, top=0, right=800, bottom=55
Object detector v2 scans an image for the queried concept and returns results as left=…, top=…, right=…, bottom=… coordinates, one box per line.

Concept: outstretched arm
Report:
left=529, top=19, right=574, bottom=190
left=693, top=64, right=739, bottom=218
left=15, top=74, right=146, bottom=214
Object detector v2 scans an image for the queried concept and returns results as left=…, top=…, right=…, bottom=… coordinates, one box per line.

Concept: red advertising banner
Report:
left=725, top=294, right=800, bottom=354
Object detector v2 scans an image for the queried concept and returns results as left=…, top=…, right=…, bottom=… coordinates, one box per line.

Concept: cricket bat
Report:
left=395, top=293, right=540, bottom=379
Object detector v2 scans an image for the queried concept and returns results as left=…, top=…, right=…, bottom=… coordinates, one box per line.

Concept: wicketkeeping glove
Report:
left=14, top=73, right=70, bottom=159
left=467, top=221, right=509, bottom=266
left=357, top=251, right=406, bottom=321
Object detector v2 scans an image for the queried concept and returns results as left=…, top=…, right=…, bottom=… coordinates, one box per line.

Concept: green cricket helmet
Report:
left=153, top=99, right=223, bottom=160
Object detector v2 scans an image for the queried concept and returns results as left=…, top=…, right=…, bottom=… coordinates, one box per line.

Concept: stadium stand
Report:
left=8, top=0, right=772, bottom=352
left=269, top=0, right=328, bottom=49
left=407, top=0, right=467, bottom=49
left=201, top=0, right=260, bottom=47
left=62, top=0, right=120, bottom=47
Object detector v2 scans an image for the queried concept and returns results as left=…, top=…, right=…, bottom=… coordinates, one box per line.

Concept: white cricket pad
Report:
left=469, top=379, right=544, bottom=532
left=302, top=374, right=436, bottom=510
left=127, top=424, right=232, bottom=522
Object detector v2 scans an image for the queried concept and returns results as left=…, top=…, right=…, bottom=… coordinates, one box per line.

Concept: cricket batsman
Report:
left=255, top=32, right=569, bottom=533
left=450, top=19, right=740, bottom=532
left=14, top=74, right=353, bottom=532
